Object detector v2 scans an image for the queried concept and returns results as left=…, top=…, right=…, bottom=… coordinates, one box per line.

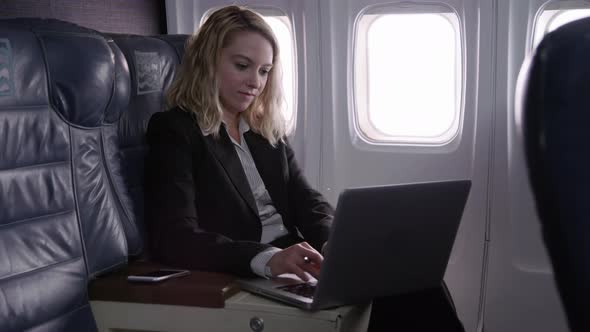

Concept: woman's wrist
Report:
left=250, top=247, right=282, bottom=278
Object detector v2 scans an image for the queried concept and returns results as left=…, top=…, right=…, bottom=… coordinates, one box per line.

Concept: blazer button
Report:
left=249, top=316, right=264, bottom=331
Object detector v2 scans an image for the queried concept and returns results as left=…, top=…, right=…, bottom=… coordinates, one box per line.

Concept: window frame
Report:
left=531, top=0, right=590, bottom=51
left=350, top=2, right=465, bottom=150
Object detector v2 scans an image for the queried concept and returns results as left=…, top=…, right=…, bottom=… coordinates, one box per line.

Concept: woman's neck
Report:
left=223, top=112, right=241, bottom=143
left=222, top=112, right=240, bottom=131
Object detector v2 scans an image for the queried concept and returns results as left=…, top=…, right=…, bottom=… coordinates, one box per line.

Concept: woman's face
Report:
left=217, top=30, right=274, bottom=117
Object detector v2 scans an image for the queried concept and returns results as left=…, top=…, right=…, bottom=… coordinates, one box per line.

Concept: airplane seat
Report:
left=517, top=17, right=590, bottom=332
left=105, top=33, right=187, bottom=259
left=0, top=18, right=133, bottom=331
left=154, top=34, right=190, bottom=61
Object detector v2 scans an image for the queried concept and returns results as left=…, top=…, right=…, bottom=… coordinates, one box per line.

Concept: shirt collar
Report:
left=201, top=116, right=250, bottom=137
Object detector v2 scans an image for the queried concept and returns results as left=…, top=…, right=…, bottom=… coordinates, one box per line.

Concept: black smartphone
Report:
left=127, top=269, right=190, bottom=283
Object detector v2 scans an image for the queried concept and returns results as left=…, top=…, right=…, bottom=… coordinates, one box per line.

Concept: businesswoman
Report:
left=145, top=5, right=327, bottom=282
left=145, top=5, right=464, bottom=331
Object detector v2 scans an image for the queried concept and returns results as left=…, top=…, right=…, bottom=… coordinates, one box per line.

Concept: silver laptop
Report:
left=237, top=180, right=471, bottom=310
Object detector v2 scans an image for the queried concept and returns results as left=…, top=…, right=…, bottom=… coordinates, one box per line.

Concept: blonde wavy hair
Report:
left=167, top=5, right=286, bottom=146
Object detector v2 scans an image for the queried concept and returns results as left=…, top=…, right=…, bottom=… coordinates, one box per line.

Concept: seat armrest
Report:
left=89, top=262, right=239, bottom=308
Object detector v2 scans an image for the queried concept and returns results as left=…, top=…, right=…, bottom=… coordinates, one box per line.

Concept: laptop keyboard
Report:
left=277, top=283, right=316, bottom=298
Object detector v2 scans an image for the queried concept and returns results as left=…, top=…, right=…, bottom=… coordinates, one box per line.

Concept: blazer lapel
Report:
left=244, top=132, right=288, bottom=220
left=204, top=128, right=259, bottom=218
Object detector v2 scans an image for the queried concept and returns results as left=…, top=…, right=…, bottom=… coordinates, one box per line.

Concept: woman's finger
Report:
left=299, top=248, right=323, bottom=265
left=299, top=242, right=314, bottom=250
left=289, top=263, right=309, bottom=282
left=301, top=260, right=321, bottom=279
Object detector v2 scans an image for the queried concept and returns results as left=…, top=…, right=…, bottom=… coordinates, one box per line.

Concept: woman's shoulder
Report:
left=148, top=107, right=201, bottom=133
left=149, top=106, right=194, bottom=126
left=146, top=106, right=203, bottom=143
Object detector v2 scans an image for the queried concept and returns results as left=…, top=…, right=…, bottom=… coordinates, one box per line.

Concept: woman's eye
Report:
left=235, top=63, right=248, bottom=70
left=259, top=69, right=270, bottom=76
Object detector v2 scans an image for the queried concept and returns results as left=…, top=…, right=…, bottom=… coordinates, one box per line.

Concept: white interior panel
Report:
left=319, top=1, right=492, bottom=331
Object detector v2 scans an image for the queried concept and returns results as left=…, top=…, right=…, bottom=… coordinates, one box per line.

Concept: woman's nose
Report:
left=246, top=72, right=261, bottom=89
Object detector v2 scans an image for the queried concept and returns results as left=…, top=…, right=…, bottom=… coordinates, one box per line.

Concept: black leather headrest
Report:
left=0, top=19, right=51, bottom=109
left=0, top=18, right=130, bottom=127
left=518, top=17, right=590, bottom=332
left=155, top=34, right=189, bottom=62
left=103, top=33, right=185, bottom=258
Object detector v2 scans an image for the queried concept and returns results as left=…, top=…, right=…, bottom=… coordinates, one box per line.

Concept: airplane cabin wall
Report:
left=166, top=0, right=570, bottom=331
left=0, top=0, right=166, bottom=35
left=317, top=2, right=491, bottom=332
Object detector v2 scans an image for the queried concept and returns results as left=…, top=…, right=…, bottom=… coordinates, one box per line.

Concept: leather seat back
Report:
left=0, top=18, right=132, bottom=331
left=518, top=17, right=590, bottom=332
left=106, top=33, right=187, bottom=258
left=0, top=16, right=189, bottom=330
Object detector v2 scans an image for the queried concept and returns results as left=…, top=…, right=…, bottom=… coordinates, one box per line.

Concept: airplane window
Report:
left=263, top=16, right=296, bottom=134
left=354, top=12, right=462, bottom=145
left=533, top=9, right=590, bottom=49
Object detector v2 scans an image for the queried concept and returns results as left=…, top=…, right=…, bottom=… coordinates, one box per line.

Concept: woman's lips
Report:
left=238, top=92, right=255, bottom=101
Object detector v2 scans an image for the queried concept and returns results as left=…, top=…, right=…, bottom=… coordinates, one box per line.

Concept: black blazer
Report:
left=144, top=107, right=334, bottom=277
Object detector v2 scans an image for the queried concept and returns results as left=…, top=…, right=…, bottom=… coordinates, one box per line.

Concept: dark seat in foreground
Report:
left=0, top=18, right=187, bottom=331
left=518, top=17, right=590, bottom=332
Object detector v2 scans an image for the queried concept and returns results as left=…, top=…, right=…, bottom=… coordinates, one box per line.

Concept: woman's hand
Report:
left=266, top=242, right=323, bottom=281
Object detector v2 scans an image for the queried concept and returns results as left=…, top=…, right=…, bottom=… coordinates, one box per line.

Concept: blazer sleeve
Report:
left=144, top=111, right=272, bottom=277
left=285, top=142, right=334, bottom=252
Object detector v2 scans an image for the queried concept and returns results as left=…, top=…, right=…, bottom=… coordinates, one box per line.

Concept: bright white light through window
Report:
left=534, top=9, right=590, bottom=49
left=263, top=16, right=296, bottom=133
left=355, top=12, right=462, bottom=144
